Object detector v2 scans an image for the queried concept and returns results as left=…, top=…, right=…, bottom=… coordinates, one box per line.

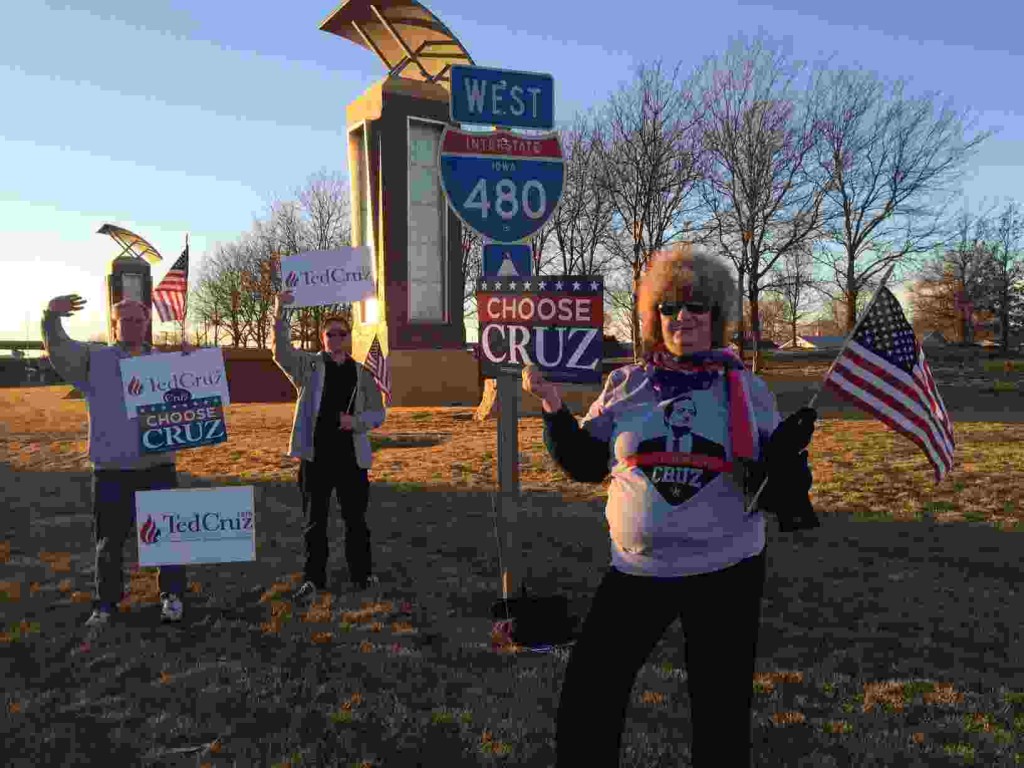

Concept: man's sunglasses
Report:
left=658, top=301, right=712, bottom=316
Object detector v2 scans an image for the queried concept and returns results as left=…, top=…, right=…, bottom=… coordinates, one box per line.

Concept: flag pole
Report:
left=745, top=258, right=899, bottom=515
left=180, top=233, right=189, bottom=347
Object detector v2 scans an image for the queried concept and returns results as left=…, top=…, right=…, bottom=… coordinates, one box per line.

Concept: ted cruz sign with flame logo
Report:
left=278, top=247, right=375, bottom=309
left=136, top=486, right=256, bottom=566
left=120, top=348, right=230, bottom=418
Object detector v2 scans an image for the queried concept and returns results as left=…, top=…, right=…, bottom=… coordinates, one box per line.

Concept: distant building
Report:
left=920, top=331, right=949, bottom=347
left=777, top=335, right=846, bottom=350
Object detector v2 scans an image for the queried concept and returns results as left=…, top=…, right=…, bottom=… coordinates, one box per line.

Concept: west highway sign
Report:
left=476, top=275, right=604, bottom=384
left=439, top=127, right=564, bottom=244
left=450, top=65, right=554, bottom=130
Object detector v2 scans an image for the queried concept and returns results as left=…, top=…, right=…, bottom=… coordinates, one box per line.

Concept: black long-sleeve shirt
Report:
left=541, top=405, right=611, bottom=484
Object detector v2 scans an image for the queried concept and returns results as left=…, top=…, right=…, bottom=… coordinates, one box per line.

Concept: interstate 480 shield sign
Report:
left=476, top=276, right=603, bottom=384
left=439, top=127, right=564, bottom=244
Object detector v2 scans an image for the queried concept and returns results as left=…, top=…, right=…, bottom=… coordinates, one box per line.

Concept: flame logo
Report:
left=128, top=377, right=143, bottom=396
left=285, top=272, right=298, bottom=288
left=139, top=516, right=160, bottom=545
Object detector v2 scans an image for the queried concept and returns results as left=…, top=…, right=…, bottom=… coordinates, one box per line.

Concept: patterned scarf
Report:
left=644, top=344, right=758, bottom=461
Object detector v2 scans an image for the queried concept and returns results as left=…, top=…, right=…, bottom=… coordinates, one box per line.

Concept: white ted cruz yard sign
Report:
left=136, top=486, right=255, bottom=566
left=279, top=247, right=375, bottom=308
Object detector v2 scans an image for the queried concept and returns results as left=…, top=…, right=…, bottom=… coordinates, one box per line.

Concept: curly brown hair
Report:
left=636, top=242, right=737, bottom=355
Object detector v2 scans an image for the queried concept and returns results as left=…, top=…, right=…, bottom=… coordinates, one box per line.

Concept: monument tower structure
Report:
left=320, top=0, right=479, bottom=405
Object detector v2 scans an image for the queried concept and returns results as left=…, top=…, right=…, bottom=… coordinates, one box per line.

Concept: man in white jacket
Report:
left=271, top=290, right=386, bottom=606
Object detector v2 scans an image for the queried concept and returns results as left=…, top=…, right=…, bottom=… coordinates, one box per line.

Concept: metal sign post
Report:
left=440, top=64, right=565, bottom=601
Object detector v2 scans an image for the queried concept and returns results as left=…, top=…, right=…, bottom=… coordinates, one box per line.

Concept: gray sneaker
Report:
left=84, top=607, right=111, bottom=630
left=292, top=581, right=317, bottom=607
left=160, top=593, right=183, bottom=623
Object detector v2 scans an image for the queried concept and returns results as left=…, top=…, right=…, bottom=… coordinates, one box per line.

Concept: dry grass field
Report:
left=2, top=380, right=1024, bottom=767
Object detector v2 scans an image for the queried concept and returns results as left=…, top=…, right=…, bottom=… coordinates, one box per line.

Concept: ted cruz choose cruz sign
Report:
left=136, top=486, right=255, bottom=566
left=120, top=348, right=229, bottom=418
left=279, top=247, right=374, bottom=308
left=137, top=395, right=227, bottom=454
left=476, top=275, right=604, bottom=384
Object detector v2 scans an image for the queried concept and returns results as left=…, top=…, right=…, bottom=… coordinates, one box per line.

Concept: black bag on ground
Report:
left=491, top=584, right=578, bottom=646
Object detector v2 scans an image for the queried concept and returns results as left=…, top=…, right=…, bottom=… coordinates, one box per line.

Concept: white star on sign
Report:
left=509, top=281, right=517, bottom=290
left=590, top=281, right=600, bottom=291
left=523, top=281, right=532, bottom=290
left=539, top=281, right=548, bottom=290
left=572, top=281, right=582, bottom=291
left=479, top=281, right=488, bottom=291
left=555, top=281, right=564, bottom=290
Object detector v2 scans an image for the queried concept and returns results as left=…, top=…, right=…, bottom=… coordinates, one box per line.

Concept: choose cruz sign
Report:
left=136, top=486, right=255, bottom=566
left=279, top=247, right=374, bottom=308
left=476, top=275, right=604, bottom=383
left=449, top=65, right=555, bottom=130
left=137, top=395, right=226, bottom=455
left=120, top=348, right=230, bottom=418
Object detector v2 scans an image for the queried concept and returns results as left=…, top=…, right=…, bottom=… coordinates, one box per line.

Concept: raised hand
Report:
left=48, top=294, right=86, bottom=317
left=275, top=290, right=295, bottom=316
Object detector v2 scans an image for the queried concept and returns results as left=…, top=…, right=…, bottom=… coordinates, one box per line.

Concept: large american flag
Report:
left=152, top=243, right=189, bottom=323
left=823, top=286, right=955, bottom=482
left=363, top=334, right=391, bottom=405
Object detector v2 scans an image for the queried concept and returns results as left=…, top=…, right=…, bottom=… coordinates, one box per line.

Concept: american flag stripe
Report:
left=824, top=351, right=954, bottom=474
left=363, top=335, right=391, bottom=404
left=152, top=246, right=188, bottom=324
left=832, top=343, right=955, bottom=456
left=821, top=286, right=955, bottom=483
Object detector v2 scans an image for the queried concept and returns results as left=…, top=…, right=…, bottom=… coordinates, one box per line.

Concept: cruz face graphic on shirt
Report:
left=636, top=395, right=727, bottom=504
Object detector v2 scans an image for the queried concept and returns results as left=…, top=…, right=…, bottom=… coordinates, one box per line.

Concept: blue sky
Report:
left=2, top=0, right=1021, bottom=346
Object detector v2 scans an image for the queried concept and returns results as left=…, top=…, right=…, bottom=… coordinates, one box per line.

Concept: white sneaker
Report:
left=84, top=607, right=111, bottom=629
left=160, top=593, right=183, bottom=623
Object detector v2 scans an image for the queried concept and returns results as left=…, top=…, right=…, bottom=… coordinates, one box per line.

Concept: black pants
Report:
left=91, top=464, right=185, bottom=608
left=298, top=458, right=371, bottom=589
left=556, top=547, right=767, bottom=768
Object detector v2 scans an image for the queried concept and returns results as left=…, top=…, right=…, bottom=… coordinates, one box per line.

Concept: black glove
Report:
left=756, top=407, right=821, bottom=533
left=764, top=407, right=818, bottom=461
left=763, top=450, right=820, bottom=532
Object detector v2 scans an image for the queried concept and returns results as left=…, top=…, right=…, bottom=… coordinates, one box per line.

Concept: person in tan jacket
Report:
left=271, top=290, right=386, bottom=606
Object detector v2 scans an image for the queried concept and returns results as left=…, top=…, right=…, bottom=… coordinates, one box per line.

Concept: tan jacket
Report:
left=271, top=317, right=385, bottom=469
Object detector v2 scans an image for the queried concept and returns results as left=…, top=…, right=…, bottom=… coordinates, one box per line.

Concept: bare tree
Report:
left=688, top=36, right=828, bottom=370
left=764, top=240, right=819, bottom=347
left=594, top=59, right=704, bottom=360
left=915, top=206, right=997, bottom=344
left=551, top=111, right=616, bottom=276
left=809, top=68, right=991, bottom=334
left=462, top=226, right=483, bottom=323
left=978, top=201, right=1024, bottom=352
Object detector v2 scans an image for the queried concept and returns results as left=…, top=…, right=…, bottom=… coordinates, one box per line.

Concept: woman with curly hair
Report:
left=523, top=242, right=819, bottom=767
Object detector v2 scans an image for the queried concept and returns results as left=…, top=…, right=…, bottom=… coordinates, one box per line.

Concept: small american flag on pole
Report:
left=152, top=242, right=189, bottom=323
left=363, top=334, right=391, bottom=405
left=821, top=285, right=955, bottom=482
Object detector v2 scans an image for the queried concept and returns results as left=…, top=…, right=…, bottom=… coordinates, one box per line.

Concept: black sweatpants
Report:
left=298, top=458, right=371, bottom=589
left=555, top=546, right=768, bottom=768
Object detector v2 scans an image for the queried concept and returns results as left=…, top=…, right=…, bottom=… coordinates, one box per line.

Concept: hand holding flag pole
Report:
left=744, top=261, right=900, bottom=516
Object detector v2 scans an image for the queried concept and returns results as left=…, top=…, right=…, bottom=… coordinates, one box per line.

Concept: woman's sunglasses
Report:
left=325, top=330, right=349, bottom=338
left=658, top=301, right=712, bottom=316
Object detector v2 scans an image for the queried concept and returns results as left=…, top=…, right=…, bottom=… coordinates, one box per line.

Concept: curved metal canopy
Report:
left=97, top=224, right=162, bottom=264
left=320, top=0, right=473, bottom=85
